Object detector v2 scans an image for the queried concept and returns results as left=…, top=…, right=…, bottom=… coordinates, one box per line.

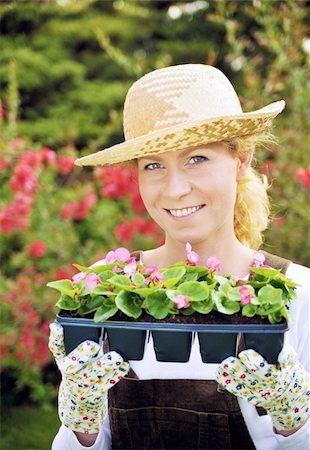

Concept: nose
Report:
left=162, top=167, right=192, bottom=200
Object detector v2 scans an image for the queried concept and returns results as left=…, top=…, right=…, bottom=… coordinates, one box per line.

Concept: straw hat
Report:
left=75, top=64, right=285, bottom=167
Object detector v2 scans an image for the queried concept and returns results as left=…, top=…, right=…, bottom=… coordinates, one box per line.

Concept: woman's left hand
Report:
left=216, top=344, right=310, bottom=432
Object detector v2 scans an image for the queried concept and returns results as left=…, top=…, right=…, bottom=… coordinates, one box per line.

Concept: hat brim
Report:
left=75, top=100, right=285, bottom=167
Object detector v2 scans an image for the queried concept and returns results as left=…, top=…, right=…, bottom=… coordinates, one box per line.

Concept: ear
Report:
left=236, top=151, right=253, bottom=181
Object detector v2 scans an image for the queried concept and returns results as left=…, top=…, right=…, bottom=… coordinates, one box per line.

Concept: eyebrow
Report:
left=140, top=146, right=213, bottom=162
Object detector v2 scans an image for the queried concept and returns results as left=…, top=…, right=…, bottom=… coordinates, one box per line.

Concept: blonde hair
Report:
left=226, top=134, right=274, bottom=249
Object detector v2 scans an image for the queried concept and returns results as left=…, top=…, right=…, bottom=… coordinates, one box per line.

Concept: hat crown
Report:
left=123, top=64, right=243, bottom=141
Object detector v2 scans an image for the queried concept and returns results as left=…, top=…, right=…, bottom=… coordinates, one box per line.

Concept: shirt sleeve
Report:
left=51, top=422, right=109, bottom=450
left=272, top=262, right=310, bottom=449
left=274, top=422, right=310, bottom=450
left=285, top=263, right=310, bottom=371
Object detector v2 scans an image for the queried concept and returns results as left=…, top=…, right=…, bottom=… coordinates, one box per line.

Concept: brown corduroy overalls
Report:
left=108, top=252, right=291, bottom=450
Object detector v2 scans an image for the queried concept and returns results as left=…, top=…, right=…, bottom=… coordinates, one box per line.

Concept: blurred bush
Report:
left=0, top=0, right=309, bottom=406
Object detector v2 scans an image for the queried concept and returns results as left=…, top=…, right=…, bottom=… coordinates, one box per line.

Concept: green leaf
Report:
left=250, top=267, right=280, bottom=278
left=178, top=281, right=210, bottom=301
left=133, top=286, right=157, bottom=298
left=76, top=305, right=93, bottom=315
left=98, top=270, right=115, bottom=282
left=132, top=273, right=145, bottom=286
left=218, top=283, right=241, bottom=302
left=179, top=272, right=199, bottom=283
left=94, top=299, right=118, bottom=322
left=92, top=285, right=115, bottom=296
left=257, top=285, right=283, bottom=305
left=107, top=275, right=135, bottom=291
left=257, top=303, right=282, bottom=316
left=191, top=297, right=213, bottom=314
left=56, top=294, right=80, bottom=311
left=144, top=290, right=174, bottom=319
left=86, top=295, right=105, bottom=310
left=173, top=264, right=209, bottom=278
left=161, top=267, right=186, bottom=282
left=91, top=263, right=116, bottom=273
left=267, top=306, right=289, bottom=324
left=242, top=304, right=258, bottom=317
left=162, top=278, right=183, bottom=289
left=180, top=305, right=195, bottom=316
left=47, top=280, right=74, bottom=296
left=72, top=264, right=90, bottom=272
left=108, top=275, right=131, bottom=286
left=215, top=275, right=230, bottom=286
left=115, top=290, right=142, bottom=319
left=214, top=292, right=241, bottom=315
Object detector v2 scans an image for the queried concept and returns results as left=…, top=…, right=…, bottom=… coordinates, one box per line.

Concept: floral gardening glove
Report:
left=216, top=344, right=310, bottom=431
left=49, top=323, right=129, bottom=434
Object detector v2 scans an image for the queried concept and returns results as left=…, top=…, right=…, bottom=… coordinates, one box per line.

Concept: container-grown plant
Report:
left=47, top=245, right=297, bottom=363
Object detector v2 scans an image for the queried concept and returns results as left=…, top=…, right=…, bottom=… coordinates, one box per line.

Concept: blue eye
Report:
left=189, top=155, right=207, bottom=165
left=144, top=162, right=162, bottom=170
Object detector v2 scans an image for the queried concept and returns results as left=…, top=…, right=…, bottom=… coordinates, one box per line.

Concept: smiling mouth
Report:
left=166, top=205, right=204, bottom=218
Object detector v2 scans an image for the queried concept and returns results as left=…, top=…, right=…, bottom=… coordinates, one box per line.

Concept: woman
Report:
left=49, top=64, right=309, bottom=449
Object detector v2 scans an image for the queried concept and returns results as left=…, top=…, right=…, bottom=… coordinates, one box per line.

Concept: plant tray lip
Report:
left=56, top=315, right=288, bottom=334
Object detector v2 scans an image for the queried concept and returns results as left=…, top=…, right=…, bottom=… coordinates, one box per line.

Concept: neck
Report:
left=143, top=234, right=256, bottom=278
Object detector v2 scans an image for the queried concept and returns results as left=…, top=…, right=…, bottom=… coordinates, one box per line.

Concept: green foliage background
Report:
left=0, top=1, right=309, bottom=431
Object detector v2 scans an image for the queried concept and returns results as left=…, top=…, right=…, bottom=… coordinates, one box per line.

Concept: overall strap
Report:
left=260, top=250, right=291, bottom=274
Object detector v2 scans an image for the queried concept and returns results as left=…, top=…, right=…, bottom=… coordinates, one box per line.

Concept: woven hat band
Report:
left=123, top=64, right=243, bottom=140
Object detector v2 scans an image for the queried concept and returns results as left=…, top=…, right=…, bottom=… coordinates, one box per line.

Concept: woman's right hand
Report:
left=48, top=323, right=129, bottom=434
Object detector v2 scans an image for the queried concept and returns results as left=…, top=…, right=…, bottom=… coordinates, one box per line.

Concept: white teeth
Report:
left=169, top=205, right=202, bottom=217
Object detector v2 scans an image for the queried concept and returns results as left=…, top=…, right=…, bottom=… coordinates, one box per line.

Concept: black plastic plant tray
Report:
left=56, top=315, right=288, bottom=364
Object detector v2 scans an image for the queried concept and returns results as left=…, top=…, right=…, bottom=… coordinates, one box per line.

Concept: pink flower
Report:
left=105, top=247, right=131, bottom=263
left=142, top=266, right=164, bottom=284
left=58, top=155, right=75, bottom=176
left=61, top=193, right=97, bottom=221
left=41, top=146, right=57, bottom=166
left=84, top=273, right=101, bottom=293
left=239, top=285, right=253, bottom=305
left=0, top=157, right=10, bottom=171
left=0, top=200, right=31, bottom=233
left=14, top=193, right=33, bottom=215
left=206, top=256, right=222, bottom=272
left=185, top=242, right=200, bottom=265
left=252, top=251, right=265, bottom=268
left=61, top=202, right=78, bottom=220
left=11, top=138, right=24, bottom=150
left=10, top=163, right=38, bottom=194
left=124, top=260, right=138, bottom=277
left=72, top=272, right=87, bottom=284
left=20, top=150, right=42, bottom=169
left=96, top=166, right=135, bottom=199
left=55, top=267, right=74, bottom=280
left=75, top=192, right=98, bottom=221
left=172, top=295, right=190, bottom=309
left=27, top=240, right=47, bottom=258
left=294, top=167, right=310, bottom=189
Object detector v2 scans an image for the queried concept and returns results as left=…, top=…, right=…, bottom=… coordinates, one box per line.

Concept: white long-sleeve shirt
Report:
left=52, top=262, right=310, bottom=450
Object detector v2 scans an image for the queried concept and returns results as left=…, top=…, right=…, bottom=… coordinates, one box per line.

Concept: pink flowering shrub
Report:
left=0, top=134, right=163, bottom=406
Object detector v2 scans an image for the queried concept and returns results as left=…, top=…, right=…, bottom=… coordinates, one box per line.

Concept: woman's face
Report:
left=137, top=143, right=246, bottom=246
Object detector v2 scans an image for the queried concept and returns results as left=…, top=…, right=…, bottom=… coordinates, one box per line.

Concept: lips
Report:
left=167, top=205, right=204, bottom=218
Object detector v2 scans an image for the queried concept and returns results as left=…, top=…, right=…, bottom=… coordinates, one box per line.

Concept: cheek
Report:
left=207, top=167, right=238, bottom=204
left=138, top=181, right=158, bottom=213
